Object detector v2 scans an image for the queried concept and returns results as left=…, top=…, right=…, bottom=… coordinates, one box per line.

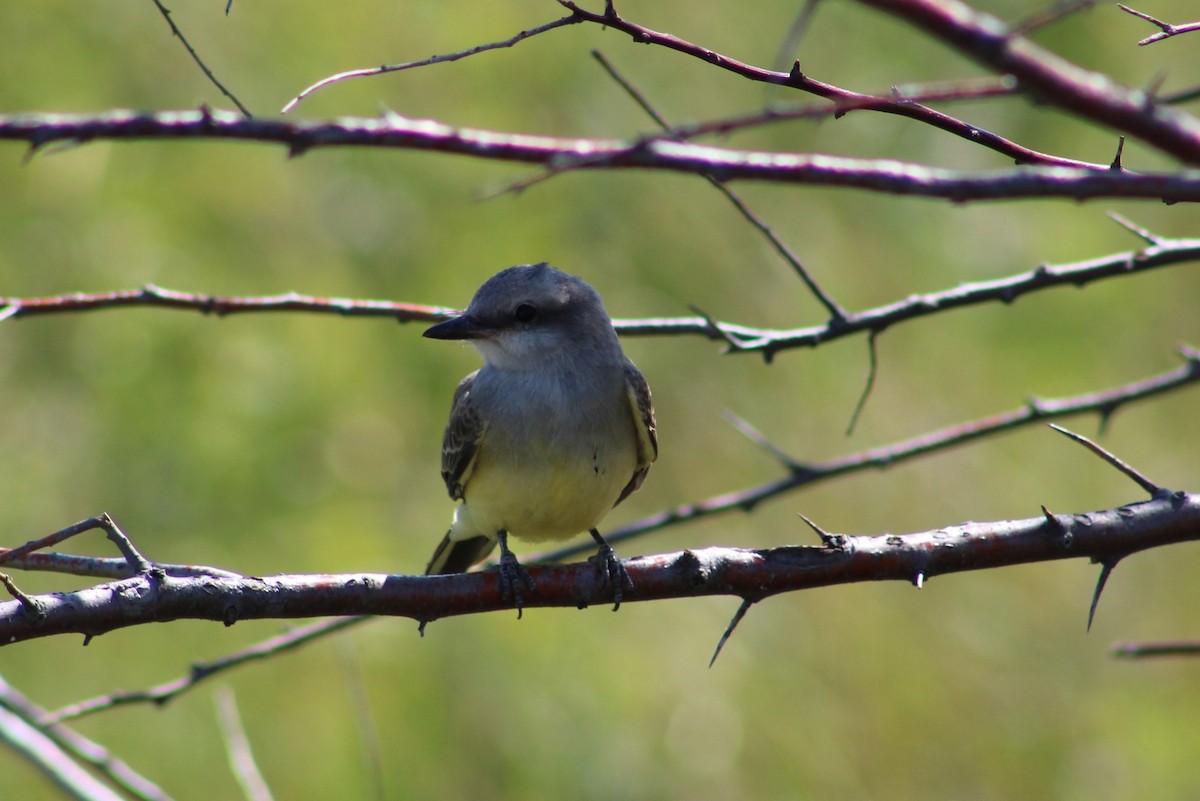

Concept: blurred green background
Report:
left=3, top=1, right=1200, bottom=799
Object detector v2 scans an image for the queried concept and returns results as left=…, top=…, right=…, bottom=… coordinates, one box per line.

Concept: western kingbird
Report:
left=423, top=263, right=657, bottom=610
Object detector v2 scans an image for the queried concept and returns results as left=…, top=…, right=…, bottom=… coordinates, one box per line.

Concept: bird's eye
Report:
left=514, top=303, right=537, bottom=323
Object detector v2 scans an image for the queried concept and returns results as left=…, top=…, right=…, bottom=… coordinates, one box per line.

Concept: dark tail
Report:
left=425, top=532, right=497, bottom=575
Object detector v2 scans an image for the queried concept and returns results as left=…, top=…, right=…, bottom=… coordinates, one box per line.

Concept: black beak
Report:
left=423, top=314, right=488, bottom=341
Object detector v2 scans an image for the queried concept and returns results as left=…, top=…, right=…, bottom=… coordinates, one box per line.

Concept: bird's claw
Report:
left=497, top=547, right=536, bottom=618
left=590, top=543, right=634, bottom=611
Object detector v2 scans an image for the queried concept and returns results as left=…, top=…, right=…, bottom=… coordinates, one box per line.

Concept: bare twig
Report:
left=0, top=703, right=127, bottom=801
left=0, top=514, right=151, bottom=574
left=0, top=516, right=115, bottom=568
left=216, top=688, right=275, bottom=801
left=46, top=356, right=1200, bottom=715
left=0, top=232, right=1197, bottom=362
left=44, top=616, right=369, bottom=724
left=543, top=350, right=1200, bottom=560
left=721, top=411, right=808, bottom=473
left=0, top=675, right=175, bottom=801
left=337, top=638, right=386, bottom=801
left=2, top=491, right=1197, bottom=645
left=0, top=573, right=44, bottom=621
left=770, top=0, right=822, bottom=74
left=0, top=283, right=454, bottom=325
left=0, top=549, right=240, bottom=581
left=1107, top=210, right=1164, bottom=245
left=845, top=331, right=880, bottom=436
left=149, top=0, right=251, bottom=117
left=1117, top=4, right=1200, bottom=46
left=1111, top=639, right=1200, bottom=658
left=1012, top=0, right=1096, bottom=35
left=282, top=14, right=581, bottom=113
left=5, top=110, right=1200, bottom=201
left=560, top=0, right=1105, bottom=168
left=856, top=0, right=1200, bottom=163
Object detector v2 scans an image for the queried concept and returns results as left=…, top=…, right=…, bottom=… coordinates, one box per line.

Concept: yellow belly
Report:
left=450, top=443, right=635, bottom=544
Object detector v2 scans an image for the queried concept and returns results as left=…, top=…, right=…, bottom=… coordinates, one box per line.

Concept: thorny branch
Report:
left=1, top=488, right=1197, bottom=647
left=23, top=348, right=1200, bottom=720
left=278, top=0, right=1200, bottom=166
left=11, top=109, right=1200, bottom=202
left=2, top=352, right=1197, bottom=650
left=0, top=232, right=1198, bottom=362
left=856, top=0, right=1200, bottom=163
left=542, top=347, right=1200, bottom=561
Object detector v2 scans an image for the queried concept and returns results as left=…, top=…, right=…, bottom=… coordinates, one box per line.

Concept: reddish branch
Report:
left=556, top=1, right=1100, bottom=169
left=2, top=235, right=1199, bottom=361
left=0, top=284, right=453, bottom=325
left=857, top=0, right=1200, bottom=163
left=1, top=490, right=1196, bottom=646
left=1117, top=4, right=1200, bottom=47
left=5, top=110, right=1200, bottom=202
left=280, top=0, right=1200, bottom=165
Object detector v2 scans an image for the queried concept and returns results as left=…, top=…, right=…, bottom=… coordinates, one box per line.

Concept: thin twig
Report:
left=1111, top=639, right=1200, bottom=659
left=559, top=0, right=1107, bottom=168
left=44, top=616, right=370, bottom=724
left=721, top=411, right=808, bottom=473
left=1117, top=4, right=1200, bottom=46
left=282, top=14, right=581, bottom=113
left=0, top=573, right=44, bottom=620
left=0, top=233, right=1196, bottom=362
left=0, top=704, right=127, bottom=801
left=149, top=0, right=251, bottom=117
left=540, top=351, right=1200, bottom=561
left=1012, top=0, right=1096, bottom=36
left=337, top=638, right=386, bottom=801
left=845, top=331, right=880, bottom=436
left=770, top=0, right=822, bottom=75
left=1107, top=210, right=1164, bottom=245
left=215, top=688, right=275, bottom=801
left=0, top=675, right=175, bottom=801
left=47, top=353, right=1191, bottom=705
left=856, top=0, right=1200, bottom=164
left=0, top=549, right=241, bottom=580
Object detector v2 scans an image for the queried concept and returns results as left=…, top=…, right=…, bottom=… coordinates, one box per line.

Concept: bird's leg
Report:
left=589, top=528, right=634, bottom=611
left=495, top=529, right=535, bottom=617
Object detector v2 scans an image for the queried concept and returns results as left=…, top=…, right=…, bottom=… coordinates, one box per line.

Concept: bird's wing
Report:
left=441, top=370, right=487, bottom=501
left=615, top=360, right=658, bottom=507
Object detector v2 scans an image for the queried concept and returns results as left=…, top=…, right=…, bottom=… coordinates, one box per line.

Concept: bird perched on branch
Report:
left=423, top=263, right=657, bottom=611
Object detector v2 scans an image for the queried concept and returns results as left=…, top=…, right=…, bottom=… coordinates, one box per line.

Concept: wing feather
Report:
left=614, top=361, right=657, bottom=507
left=441, top=371, right=486, bottom=501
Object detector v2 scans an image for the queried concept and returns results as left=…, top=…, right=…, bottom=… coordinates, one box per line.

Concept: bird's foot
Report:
left=496, top=530, right=535, bottom=618
left=589, top=529, right=634, bottom=611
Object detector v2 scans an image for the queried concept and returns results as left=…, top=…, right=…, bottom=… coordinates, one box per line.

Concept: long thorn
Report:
left=1048, top=424, right=1164, bottom=497
left=1087, top=558, right=1120, bottom=631
left=710, top=598, right=754, bottom=667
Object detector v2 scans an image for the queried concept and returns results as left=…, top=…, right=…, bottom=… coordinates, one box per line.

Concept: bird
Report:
left=422, top=263, right=657, bottom=612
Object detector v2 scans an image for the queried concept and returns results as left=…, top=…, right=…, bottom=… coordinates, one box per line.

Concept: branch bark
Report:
left=2, top=491, right=1196, bottom=646
left=4, top=110, right=1200, bottom=202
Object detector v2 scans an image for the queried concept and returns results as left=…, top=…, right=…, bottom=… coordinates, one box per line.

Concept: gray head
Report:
left=423, top=263, right=619, bottom=370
